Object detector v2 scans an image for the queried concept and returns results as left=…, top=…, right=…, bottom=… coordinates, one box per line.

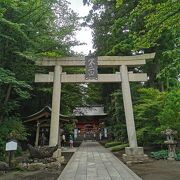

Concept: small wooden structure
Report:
left=24, top=106, right=72, bottom=146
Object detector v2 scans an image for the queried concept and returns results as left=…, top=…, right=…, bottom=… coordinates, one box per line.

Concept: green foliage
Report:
left=150, top=150, right=168, bottom=160
left=61, top=83, right=85, bottom=114
left=0, top=0, right=80, bottom=118
left=0, top=117, right=28, bottom=161
left=64, top=123, right=74, bottom=135
left=134, top=88, right=164, bottom=145
left=105, top=141, right=122, bottom=148
left=151, top=150, right=180, bottom=161
left=158, top=89, right=180, bottom=135
left=0, top=67, right=32, bottom=118
left=157, top=46, right=180, bottom=89
left=175, top=151, right=180, bottom=161
left=116, top=0, right=123, bottom=7
left=85, top=0, right=180, bottom=146
left=85, top=0, right=118, bottom=56
left=106, top=90, right=127, bottom=142
left=83, top=84, right=103, bottom=105
left=0, top=0, right=179, bottom=152
left=87, top=0, right=179, bottom=91
left=129, top=0, right=180, bottom=49
left=0, top=68, right=31, bottom=94
left=135, top=88, right=180, bottom=145
left=111, top=144, right=128, bottom=152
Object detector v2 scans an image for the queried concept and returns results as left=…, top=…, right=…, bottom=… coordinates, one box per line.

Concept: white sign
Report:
left=74, top=128, right=78, bottom=139
left=104, top=128, right=108, bottom=138
left=6, top=141, right=17, bottom=151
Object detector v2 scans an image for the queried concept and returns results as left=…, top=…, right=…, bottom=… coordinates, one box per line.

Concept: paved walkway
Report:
left=58, top=141, right=142, bottom=180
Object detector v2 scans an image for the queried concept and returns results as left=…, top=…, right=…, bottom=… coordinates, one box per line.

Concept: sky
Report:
left=67, top=0, right=94, bottom=55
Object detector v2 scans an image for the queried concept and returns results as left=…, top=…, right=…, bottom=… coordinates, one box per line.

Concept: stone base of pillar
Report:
left=123, top=147, right=148, bottom=163
left=167, top=157, right=175, bottom=161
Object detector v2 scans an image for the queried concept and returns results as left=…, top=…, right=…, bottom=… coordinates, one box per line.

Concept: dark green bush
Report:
left=150, top=150, right=168, bottom=160
left=151, top=150, right=180, bottom=161
left=105, top=141, right=122, bottom=148
left=111, top=144, right=128, bottom=152
left=175, top=151, right=180, bottom=161
left=0, top=117, right=28, bottom=161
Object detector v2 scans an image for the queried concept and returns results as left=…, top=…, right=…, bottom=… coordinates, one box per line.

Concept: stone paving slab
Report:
left=61, top=147, right=78, bottom=153
left=58, top=141, right=142, bottom=180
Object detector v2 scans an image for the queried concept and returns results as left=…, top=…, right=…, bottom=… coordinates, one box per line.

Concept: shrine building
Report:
left=24, top=106, right=72, bottom=146
left=73, top=105, right=107, bottom=140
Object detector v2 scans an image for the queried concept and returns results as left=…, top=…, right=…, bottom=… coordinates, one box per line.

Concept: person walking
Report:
left=93, top=133, right=96, bottom=141
left=99, top=132, right=102, bottom=141
left=40, top=132, right=47, bottom=146
left=61, top=134, right=66, bottom=148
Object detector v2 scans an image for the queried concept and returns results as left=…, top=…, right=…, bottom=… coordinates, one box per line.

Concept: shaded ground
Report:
left=0, top=141, right=82, bottom=180
left=114, top=149, right=180, bottom=180
left=0, top=152, right=73, bottom=180
left=1, top=141, right=180, bottom=180
left=100, top=141, right=180, bottom=179
left=0, top=169, right=62, bottom=180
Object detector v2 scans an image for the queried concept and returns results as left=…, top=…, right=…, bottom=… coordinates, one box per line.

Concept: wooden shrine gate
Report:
left=35, top=53, right=155, bottom=161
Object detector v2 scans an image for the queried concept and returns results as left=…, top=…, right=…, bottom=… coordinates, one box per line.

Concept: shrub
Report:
left=0, top=117, right=28, bottom=161
left=105, top=141, right=122, bottom=148
left=135, top=88, right=180, bottom=145
left=175, top=151, right=180, bottom=161
left=150, top=150, right=180, bottom=161
left=150, top=150, right=168, bottom=160
left=111, top=144, right=128, bottom=152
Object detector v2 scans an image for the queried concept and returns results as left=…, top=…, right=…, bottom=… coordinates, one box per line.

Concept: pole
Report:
left=35, top=121, right=40, bottom=146
left=8, top=151, right=13, bottom=168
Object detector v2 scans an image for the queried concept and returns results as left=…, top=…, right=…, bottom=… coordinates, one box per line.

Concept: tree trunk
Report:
left=160, top=81, right=165, bottom=92
left=4, top=85, right=12, bottom=104
left=0, top=85, right=12, bottom=122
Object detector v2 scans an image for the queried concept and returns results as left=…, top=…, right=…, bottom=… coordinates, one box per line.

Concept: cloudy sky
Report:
left=67, top=0, right=93, bottom=55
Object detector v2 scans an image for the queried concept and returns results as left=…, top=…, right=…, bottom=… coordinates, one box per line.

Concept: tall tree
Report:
left=85, top=0, right=179, bottom=91
left=0, top=0, right=79, bottom=118
left=84, top=0, right=180, bottom=144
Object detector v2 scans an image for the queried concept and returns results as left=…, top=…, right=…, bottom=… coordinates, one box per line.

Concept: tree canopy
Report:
left=84, top=0, right=180, bottom=143
left=0, top=0, right=82, bottom=159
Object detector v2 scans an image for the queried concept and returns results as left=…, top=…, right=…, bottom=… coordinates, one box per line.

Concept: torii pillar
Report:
left=50, top=65, right=62, bottom=146
left=121, top=65, right=148, bottom=162
left=50, top=65, right=62, bottom=159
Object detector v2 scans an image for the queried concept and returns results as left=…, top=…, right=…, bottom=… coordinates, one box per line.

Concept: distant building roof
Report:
left=73, top=106, right=107, bottom=117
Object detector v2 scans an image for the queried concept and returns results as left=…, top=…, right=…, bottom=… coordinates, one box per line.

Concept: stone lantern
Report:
left=162, top=129, right=177, bottom=160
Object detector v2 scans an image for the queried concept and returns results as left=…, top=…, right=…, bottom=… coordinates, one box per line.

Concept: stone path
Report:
left=58, top=141, right=142, bottom=180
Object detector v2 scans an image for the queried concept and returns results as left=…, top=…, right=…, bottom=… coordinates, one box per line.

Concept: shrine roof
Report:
left=24, top=106, right=74, bottom=123
left=73, top=106, right=107, bottom=117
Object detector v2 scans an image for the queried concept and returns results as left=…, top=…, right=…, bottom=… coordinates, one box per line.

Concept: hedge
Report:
left=105, top=141, right=122, bottom=148
left=111, top=144, right=128, bottom=152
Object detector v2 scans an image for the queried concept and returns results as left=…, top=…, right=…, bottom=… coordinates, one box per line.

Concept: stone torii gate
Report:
left=35, top=53, right=155, bottom=161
